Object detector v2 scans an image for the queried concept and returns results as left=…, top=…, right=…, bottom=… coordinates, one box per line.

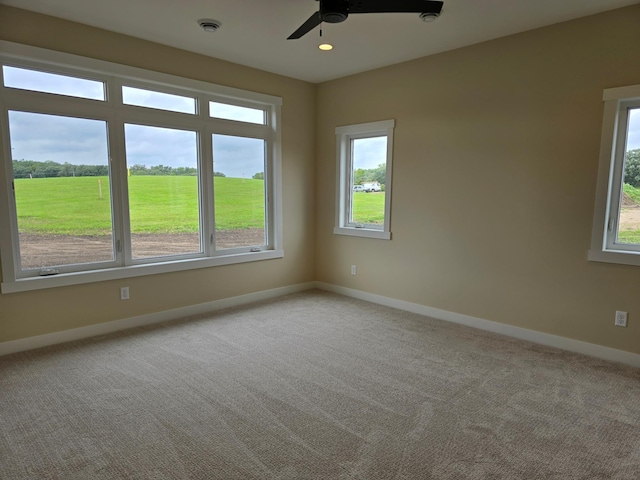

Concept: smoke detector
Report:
left=419, top=12, right=440, bottom=22
left=198, top=19, right=221, bottom=32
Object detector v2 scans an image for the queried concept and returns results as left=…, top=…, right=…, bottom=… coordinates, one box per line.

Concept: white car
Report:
left=362, top=182, right=381, bottom=192
left=353, top=185, right=365, bottom=192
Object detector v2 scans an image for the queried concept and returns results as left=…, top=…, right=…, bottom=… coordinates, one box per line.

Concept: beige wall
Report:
left=0, top=6, right=316, bottom=342
left=316, top=5, right=640, bottom=354
left=2, top=5, right=640, bottom=357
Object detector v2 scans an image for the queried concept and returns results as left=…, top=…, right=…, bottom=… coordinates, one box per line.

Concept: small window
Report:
left=2, top=65, right=105, bottom=100
left=334, top=120, right=394, bottom=240
left=122, top=86, right=196, bottom=114
left=590, top=85, right=640, bottom=265
left=209, top=101, right=265, bottom=124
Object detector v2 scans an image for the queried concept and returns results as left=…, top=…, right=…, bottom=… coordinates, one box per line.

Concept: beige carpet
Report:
left=1, top=290, right=639, bottom=479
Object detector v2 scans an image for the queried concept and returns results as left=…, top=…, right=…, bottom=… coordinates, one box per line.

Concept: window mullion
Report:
left=106, top=77, right=131, bottom=267
left=0, top=107, right=20, bottom=282
left=346, top=136, right=356, bottom=226
left=115, top=122, right=132, bottom=266
left=607, top=102, right=632, bottom=249
left=201, top=126, right=215, bottom=256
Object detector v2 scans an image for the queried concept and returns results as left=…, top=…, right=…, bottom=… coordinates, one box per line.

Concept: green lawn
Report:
left=352, top=192, right=385, bottom=224
left=618, top=231, right=640, bottom=243
left=615, top=184, right=640, bottom=244
left=14, top=176, right=265, bottom=235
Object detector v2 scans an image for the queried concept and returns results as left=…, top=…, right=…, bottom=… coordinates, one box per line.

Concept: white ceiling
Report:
left=2, top=0, right=639, bottom=83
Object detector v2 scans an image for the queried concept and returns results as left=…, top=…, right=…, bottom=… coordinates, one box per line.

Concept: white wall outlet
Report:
left=351, top=265, right=357, bottom=275
left=120, top=286, right=130, bottom=300
left=615, top=310, right=627, bottom=327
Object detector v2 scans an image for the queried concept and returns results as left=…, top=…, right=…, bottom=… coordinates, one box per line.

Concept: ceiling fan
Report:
left=287, top=0, right=444, bottom=40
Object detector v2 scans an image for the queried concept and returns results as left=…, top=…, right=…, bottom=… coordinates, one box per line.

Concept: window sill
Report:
left=1, top=249, right=284, bottom=294
left=588, top=248, right=640, bottom=267
left=333, top=227, right=391, bottom=240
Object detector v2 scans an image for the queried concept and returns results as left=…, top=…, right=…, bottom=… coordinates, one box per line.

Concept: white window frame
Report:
left=589, top=83, right=640, bottom=266
left=334, top=119, right=394, bottom=240
left=0, top=41, right=283, bottom=293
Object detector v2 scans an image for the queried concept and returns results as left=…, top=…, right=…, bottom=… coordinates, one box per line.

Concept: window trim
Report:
left=0, top=40, right=283, bottom=293
left=589, top=83, right=640, bottom=266
left=334, top=119, right=394, bottom=240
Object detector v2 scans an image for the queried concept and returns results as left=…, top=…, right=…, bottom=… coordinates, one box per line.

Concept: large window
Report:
left=590, top=84, right=640, bottom=265
left=0, top=42, right=282, bottom=293
left=334, top=120, right=394, bottom=240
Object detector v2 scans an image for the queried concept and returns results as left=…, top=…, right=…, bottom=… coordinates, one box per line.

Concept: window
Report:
left=124, top=124, right=201, bottom=259
left=2, top=65, right=105, bottom=100
left=590, top=84, right=640, bottom=265
left=0, top=41, right=282, bottom=293
left=212, top=134, right=267, bottom=249
left=8, top=111, right=114, bottom=269
left=209, top=101, right=265, bottom=124
left=334, top=120, right=394, bottom=240
left=122, top=86, right=196, bottom=114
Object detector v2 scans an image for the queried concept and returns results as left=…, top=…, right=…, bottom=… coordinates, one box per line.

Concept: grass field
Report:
left=623, top=183, right=640, bottom=204
left=14, top=176, right=266, bottom=235
left=14, top=176, right=386, bottom=235
left=352, top=192, right=385, bottom=225
left=615, top=184, right=640, bottom=244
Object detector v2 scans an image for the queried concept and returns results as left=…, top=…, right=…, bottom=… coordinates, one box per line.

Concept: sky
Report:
left=5, top=66, right=266, bottom=178
left=629, top=109, right=640, bottom=150
left=353, top=136, right=387, bottom=170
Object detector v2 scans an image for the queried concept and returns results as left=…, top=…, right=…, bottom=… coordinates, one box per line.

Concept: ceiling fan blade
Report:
left=348, top=0, right=443, bottom=14
left=288, top=11, right=323, bottom=39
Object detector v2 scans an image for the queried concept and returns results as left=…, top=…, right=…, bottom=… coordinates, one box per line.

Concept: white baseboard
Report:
left=0, top=282, right=315, bottom=357
left=4, top=280, right=639, bottom=369
left=314, top=282, right=640, bottom=369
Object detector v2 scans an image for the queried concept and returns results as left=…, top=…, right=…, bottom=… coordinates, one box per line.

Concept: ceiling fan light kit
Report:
left=288, top=0, right=444, bottom=39
left=321, top=0, right=349, bottom=23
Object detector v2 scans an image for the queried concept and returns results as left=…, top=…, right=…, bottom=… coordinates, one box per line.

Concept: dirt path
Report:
left=620, top=206, right=640, bottom=231
left=18, top=229, right=265, bottom=269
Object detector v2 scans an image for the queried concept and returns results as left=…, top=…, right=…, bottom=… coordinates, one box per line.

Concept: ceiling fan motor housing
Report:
left=320, top=0, right=349, bottom=23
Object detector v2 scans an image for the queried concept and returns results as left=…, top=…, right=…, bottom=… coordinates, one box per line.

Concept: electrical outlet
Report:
left=615, top=310, right=627, bottom=327
left=120, top=286, right=130, bottom=300
left=351, top=265, right=357, bottom=275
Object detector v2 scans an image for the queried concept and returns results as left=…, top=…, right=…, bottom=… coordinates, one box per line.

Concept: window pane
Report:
left=3, top=66, right=105, bottom=100
left=350, top=136, right=387, bottom=226
left=618, top=108, right=640, bottom=244
left=122, top=86, right=196, bottom=114
left=8, top=111, right=113, bottom=269
left=212, top=134, right=265, bottom=249
left=124, top=124, right=200, bottom=259
left=209, top=102, right=265, bottom=124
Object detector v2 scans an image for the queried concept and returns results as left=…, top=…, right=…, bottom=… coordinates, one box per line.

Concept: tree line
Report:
left=12, top=160, right=226, bottom=178
left=624, top=149, right=640, bottom=187
left=355, top=163, right=386, bottom=188
left=12, top=160, right=108, bottom=178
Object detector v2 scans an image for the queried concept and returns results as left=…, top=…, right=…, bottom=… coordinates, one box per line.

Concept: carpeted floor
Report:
left=1, top=290, right=639, bottom=479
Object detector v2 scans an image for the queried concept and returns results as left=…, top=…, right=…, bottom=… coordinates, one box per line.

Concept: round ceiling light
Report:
left=318, top=43, right=334, bottom=51
left=198, top=19, right=222, bottom=32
